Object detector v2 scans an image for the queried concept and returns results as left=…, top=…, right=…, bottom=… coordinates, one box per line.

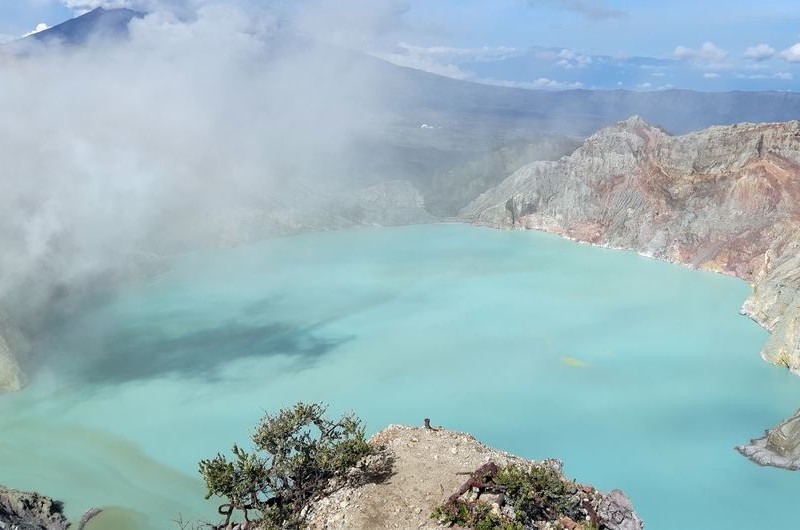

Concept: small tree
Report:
left=199, top=402, right=374, bottom=529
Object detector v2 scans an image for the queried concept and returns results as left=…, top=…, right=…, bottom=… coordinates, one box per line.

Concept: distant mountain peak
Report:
left=26, top=6, right=144, bottom=46
left=619, top=115, right=647, bottom=126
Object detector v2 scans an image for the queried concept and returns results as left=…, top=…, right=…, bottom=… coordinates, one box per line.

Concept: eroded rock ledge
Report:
left=0, top=314, right=29, bottom=394
left=737, top=408, right=800, bottom=470
left=0, top=485, right=69, bottom=530
left=306, top=425, right=643, bottom=530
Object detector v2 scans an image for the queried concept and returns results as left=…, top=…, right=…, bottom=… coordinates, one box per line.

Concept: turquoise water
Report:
left=1, top=224, right=799, bottom=529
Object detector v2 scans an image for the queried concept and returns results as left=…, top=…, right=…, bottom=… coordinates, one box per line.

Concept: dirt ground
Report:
left=305, top=424, right=558, bottom=530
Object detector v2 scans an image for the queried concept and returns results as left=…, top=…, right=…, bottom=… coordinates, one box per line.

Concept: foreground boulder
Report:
left=305, top=425, right=643, bottom=529
left=0, top=485, right=69, bottom=530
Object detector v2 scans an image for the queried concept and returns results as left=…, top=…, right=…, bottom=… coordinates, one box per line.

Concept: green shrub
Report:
left=431, top=500, right=523, bottom=530
left=495, top=464, right=581, bottom=523
left=199, top=402, right=375, bottom=529
left=432, top=462, right=594, bottom=530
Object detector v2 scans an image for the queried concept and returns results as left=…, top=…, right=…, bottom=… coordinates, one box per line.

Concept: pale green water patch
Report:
left=1, top=224, right=798, bottom=529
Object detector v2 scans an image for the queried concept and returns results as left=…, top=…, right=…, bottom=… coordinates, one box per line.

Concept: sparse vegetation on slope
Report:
left=432, top=462, right=606, bottom=530
left=199, top=402, right=386, bottom=530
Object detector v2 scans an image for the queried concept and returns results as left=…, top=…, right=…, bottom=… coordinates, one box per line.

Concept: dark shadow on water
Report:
left=73, top=320, right=352, bottom=384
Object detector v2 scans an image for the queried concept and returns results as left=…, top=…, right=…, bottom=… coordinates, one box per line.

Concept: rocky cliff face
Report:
left=462, top=117, right=800, bottom=467
left=0, top=485, right=69, bottom=530
left=0, top=315, right=28, bottom=394
left=463, top=117, right=800, bottom=370
left=0, top=335, right=22, bottom=394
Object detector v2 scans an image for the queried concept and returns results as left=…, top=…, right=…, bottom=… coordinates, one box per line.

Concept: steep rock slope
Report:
left=463, top=117, right=800, bottom=370
left=0, top=485, right=69, bottom=530
left=0, top=315, right=28, bottom=393
left=0, top=335, right=22, bottom=393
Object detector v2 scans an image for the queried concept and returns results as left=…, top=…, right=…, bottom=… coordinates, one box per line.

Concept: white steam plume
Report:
left=0, top=1, right=402, bottom=317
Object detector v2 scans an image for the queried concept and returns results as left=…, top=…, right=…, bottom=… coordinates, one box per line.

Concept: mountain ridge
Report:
left=27, top=7, right=143, bottom=46
left=13, top=8, right=800, bottom=139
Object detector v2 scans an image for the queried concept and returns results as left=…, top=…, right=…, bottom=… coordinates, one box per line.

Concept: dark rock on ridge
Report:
left=0, top=485, right=69, bottom=530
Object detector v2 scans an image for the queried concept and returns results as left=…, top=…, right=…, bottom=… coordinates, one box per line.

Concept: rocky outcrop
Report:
left=0, top=314, right=28, bottom=394
left=305, top=425, right=643, bottom=529
left=462, top=117, right=800, bottom=468
left=0, top=485, right=69, bottom=530
left=737, top=409, right=800, bottom=470
left=0, top=334, right=23, bottom=394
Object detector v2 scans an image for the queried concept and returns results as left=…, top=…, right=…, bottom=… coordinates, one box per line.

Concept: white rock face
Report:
left=0, top=313, right=31, bottom=394
left=0, top=333, right=23, bottom=394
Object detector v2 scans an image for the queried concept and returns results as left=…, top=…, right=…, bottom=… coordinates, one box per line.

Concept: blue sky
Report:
left=4, top=0, right=800, bottom=91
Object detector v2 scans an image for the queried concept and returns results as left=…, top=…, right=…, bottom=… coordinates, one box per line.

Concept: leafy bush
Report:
left=199, top=402, right=376, bottom=529
left=431, top=501, right=523, bottom=530
left=495, top=464, right=581, bottom=523
left=432, top=462, right=598, bottom=530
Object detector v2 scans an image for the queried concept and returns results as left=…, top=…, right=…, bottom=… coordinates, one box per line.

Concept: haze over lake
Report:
left=1, top=224, right=798, bottom=529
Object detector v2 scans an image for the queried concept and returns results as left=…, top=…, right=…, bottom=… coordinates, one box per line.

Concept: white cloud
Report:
left=780, top=43, right=800, bottom=63
left=636, top=82, right=652, bottom=89
left=555, top=48, right=593, bottom=68
left=60, top=0, right=174, bottom=10
left=673, top=46, right=695, bottom=60
left=389, top=43, right=521, bottom=63
left=529, top=77, right=583, bottom=89
left=374, top=42, right=527, bottom=81
left=743, top=44, right=775, bottom=61
left=485, top=77, right=583, bottom=90
left=527, top=0, right=628, bottom=20
left=700, top=42, right=728, bottom=62
left=374, top=50, right=472, bottom=79
left=22, top=23, right=50, bottom=38
left=703, top=72, right=720, bottom=79
left=0, top=1, right=417, bottom=312
left=377, top=46, right=586, bottom=89
left=736, top=71, right=793, bottom=80
left=61, top=0, right=140, bottom=13
left=674, top=42, right=728, bottom=63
